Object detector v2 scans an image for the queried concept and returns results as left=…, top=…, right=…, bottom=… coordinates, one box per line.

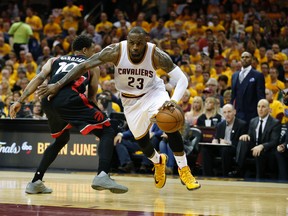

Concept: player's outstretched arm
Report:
left=10, top=58, right=54, bottom=119
left=37, top=44, right=120, bottom=100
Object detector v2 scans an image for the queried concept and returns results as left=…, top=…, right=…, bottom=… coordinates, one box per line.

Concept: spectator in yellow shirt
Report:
left=164, top=11, right=179, bottom=31
left=180, top=54, right=195, bottom=76
left=258, top=47, right=268, bottom=64
left=272, top=43, right=287, bottom=62
left=266, top=67, right=285, bottom=100
left=245, top=20, right=264, bottom=35
left=177, top=30, right=189, bottom=51
left=43, top=15, right=62, bottom=48
left=188, top=17, right=206, bottom=41
left=284, top=60, right=288, bottom=80
left=188, top=44, right=201, bottom=64
left=0, top=36, right=11, bottom=59
left=260, top=62, right=271, bottom=84
left=190, top=64, right=204, bottom=87
left=99, top=64, right=112, bottom=84
left=221, top=38, right=240, bottom=64
left=0, top=79, right=12, bottom=103
left=61, top=0, right=82, bottom=35
left=95, top=12, right=113, bottom=34
left=131, top=12, right=150, bottom=33
left=1, top=68, right=15, bottom=88
left=231, top=3, right=244, bottom=23
left=265, top=88, right=284, bottom=123
left=210, top=15, right=225, bottom=34
left=25, top=7, right=43, bottom=41
left=24, top=52, right=37, bottom=80
left=266, top=49, right=274, bottom=68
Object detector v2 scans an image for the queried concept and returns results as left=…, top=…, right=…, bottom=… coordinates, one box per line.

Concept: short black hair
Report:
left=217, top=74, right=228, bottom=84
left=128, top=27, right=147, bottom=36
left=72, top=34, right=93, bottom=51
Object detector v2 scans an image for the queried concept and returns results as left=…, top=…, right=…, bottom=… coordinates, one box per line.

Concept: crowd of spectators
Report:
left=0, top=0, right=288, bottom=179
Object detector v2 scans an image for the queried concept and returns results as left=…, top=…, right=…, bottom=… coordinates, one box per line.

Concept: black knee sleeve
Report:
left=137, top=133, right=155, bottom=157
left=166, top=131, right=184, bottom=152
left=91, top=126, right=115, bottom=174
left=32, top=130, right=70, bottom=182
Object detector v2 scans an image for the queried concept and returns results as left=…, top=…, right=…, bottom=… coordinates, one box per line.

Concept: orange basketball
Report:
left=155, top=107, right=184, bottom=133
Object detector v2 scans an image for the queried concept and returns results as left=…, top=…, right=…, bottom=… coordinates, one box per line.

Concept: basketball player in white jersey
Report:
left=37, top=27, right=201, bottom=191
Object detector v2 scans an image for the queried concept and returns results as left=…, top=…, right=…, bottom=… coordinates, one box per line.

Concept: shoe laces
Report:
left=180, top=167, right=196, bottom=184
left=153, top=158, right=165, bottom=180
left=35, top=182, right=48, bottom=191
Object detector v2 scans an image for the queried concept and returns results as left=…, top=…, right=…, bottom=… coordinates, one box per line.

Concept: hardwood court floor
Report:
left=0, top=171, right=287, bottom=216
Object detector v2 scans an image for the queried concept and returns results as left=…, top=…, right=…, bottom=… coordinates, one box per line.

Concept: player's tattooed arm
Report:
left=57, top=44, right=120, bottom=88
left=153, top=47, right=176, bottom=73
left=17, top=58, right=53, bottom=103
left=10, top=58, right=54, bottom=119
left=88, top=67, right=100, bottom=105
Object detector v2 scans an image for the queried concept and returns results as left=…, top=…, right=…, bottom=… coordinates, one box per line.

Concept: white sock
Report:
left=97, top=171, right=107, bottom=177
left=149, top=149, right=160, bottom=164
left=174, top=153, right=187, bottom=169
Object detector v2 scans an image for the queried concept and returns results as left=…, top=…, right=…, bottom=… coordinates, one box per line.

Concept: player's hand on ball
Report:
left=160, top=100, right=177, bottom=112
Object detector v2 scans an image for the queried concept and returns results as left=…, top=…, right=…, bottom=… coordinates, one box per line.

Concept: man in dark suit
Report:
left=231, top=51, right=265, bottom=124
left=236, top=99, right=281, bottom=179
left=275, top=136, right=288, bottom=181
left=275, top=92, right=288, bottom=181
left=201, top=104, right=247, bottom=177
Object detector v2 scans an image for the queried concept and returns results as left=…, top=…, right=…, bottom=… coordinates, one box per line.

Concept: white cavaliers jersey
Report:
left=114, top=41, right=164, bottom=96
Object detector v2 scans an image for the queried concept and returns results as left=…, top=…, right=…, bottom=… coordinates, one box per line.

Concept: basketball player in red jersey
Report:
left=37, top=27, right=201, bottom=191
left=10, top=35, right=128, bottom=194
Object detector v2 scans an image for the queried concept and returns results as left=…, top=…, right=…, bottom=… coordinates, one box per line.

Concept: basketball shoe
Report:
left=25, top=180, right=53, bottom=194
left=153, top=154, right=168, bottom=188
left=178, top=166, right=201, bottom=191
left=91, top=172, right=128, bottom=194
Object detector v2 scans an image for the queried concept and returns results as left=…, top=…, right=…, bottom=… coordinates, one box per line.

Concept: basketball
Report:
left=155, top=107, right=184, bottom=133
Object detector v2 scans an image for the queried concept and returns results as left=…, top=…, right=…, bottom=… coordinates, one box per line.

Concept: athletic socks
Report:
left=174, top=153, right=187, bottom=169
left=149, top=149, right=161, bottom=164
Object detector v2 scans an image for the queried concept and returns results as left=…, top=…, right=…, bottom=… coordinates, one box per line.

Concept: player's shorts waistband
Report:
left=121, top=92, right=146, bottom=98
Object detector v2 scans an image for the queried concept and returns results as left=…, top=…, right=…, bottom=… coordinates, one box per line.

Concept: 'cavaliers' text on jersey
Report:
left=114, top=41, right=164, bottom=95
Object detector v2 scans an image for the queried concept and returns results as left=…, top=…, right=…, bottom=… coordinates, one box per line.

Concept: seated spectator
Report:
left=149, top=17, right=169, bottom=41
left=201, top=104, right=247, bottom=177
left=266, top=67, right=285, bottom=101
left=0, top=79, right=12, bottom=103
left=217, top=75, right=231, bottom=96
left=265, top=88, right=284, bottom=123
left=0, top=36, right=11, bottom=60
left=32, top=100, right=46, bottom=119
left=185, top=96, right=204, bottom=127
left=36, top=46, right=53, bottom=65
left=197, top=96, right=222, bottom=127
left=275, top=132, right=288, bottom=181
left=96, top=91, right=120, bottom=117
left=1, top=68, right=15, bottom=88
left=223, top=89, right=232, bottom=105
left=114, top=129, right=152, bottom=173
left=43, top=15, right=62, bottom=49
left=179, top=89, right=191, bottom=113
left=205, top=78, right=224, bottom=107
left=2, top=93, right=12, bottom=117
left=234, top=99, right=281, bottom=179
